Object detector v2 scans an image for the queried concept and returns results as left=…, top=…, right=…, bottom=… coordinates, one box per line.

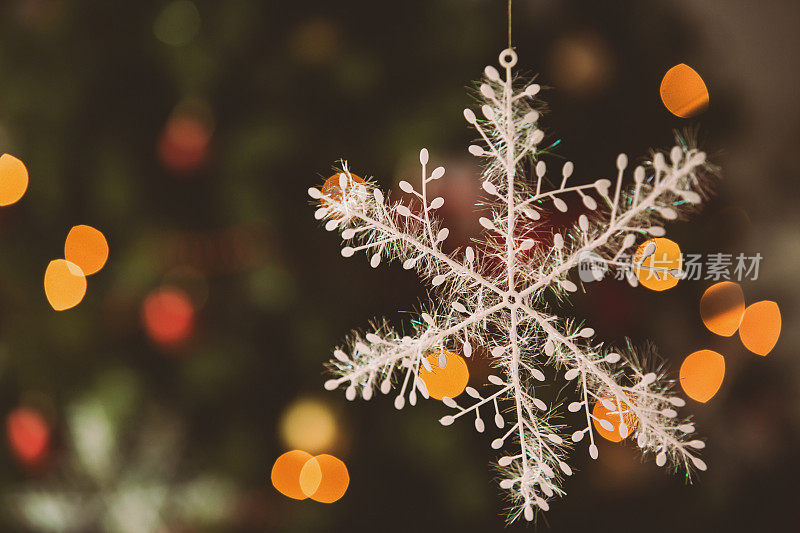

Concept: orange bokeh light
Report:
left=0, top=153, right=29, bottom=206
left=7, top=408, right=50, bottom=466
left=44, top=259, right=87, bottom=311
left=660, top=64, right=709, bottom=118
left=321, top=173, right=363, bottom=202
left=592, top=396, right=638, bottom=443
left=417, top=349, right=469, bottom=400
left=679, top=349, right=725, bottom=403
left=739, top=301, right=781, bottom=356
left=300, top=454, right=349, bottom=503
left=700, top=282, right=745, bottom=337
left=141, top=286, right=195, bottom=346
left=634, top=238, right=682, bottom=291
left=271, top=450, right=314, bottom=500
left=64, top=225, right=109, bottom=276
left=271, top=451, right=349, bottom=503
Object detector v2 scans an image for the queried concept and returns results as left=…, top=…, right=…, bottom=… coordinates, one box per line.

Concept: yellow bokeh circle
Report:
left=44, top=259, right=87, bottom=311
left=0, top=153, right=29, bottom=206
left=279, top=398, right=338, bottom=453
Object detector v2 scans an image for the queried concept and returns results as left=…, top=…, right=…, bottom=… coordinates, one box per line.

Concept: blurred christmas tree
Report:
left=0, top=1, right=796, bottom=532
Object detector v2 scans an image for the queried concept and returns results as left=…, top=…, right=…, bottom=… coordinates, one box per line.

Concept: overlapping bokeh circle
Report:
left=271, top=450, right=349, bottom=503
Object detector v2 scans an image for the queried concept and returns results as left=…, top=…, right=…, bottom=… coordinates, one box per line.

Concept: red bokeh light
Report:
left=141, top=286, right=195, bottom=347
left=158, top=114, right=211, bottom=174
left=6, top=408, right=50, bottom=467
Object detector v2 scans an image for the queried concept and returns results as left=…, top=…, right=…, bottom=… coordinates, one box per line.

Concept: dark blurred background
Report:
left=0, top=0, right=797, bottom=531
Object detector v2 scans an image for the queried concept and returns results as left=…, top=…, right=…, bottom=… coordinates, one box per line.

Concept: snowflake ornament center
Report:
left=505, top=291, right=522, bottom=308
left=309, top=48, right=714, bottom=523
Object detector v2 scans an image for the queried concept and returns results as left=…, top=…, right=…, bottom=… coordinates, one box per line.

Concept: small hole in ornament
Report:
left=499, top=49, right=517, bottom=68
left=504, top=291, right=521, bottom=308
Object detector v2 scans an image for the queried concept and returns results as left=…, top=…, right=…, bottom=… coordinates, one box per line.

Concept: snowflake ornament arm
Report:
left=308, top=48, right=714, bottom=523
left=520, top=145, right=710, bottom=296
left=523, top=309, right=706, bottom=472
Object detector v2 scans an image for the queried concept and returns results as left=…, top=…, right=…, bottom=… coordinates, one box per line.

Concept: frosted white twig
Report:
left=308, top=48, right=715, bottom=523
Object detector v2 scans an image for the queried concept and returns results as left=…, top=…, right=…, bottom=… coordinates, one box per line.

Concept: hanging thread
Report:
left=507, top=0, right=512, bottom=49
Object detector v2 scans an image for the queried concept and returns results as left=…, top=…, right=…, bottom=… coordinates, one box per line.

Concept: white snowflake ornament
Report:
left=308, top=48, right=713, bottom=523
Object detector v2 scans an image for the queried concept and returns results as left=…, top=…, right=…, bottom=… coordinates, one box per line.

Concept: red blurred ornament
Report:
left=158, top=114, right=211, bottom=174
left=7, top=408, right=50, bottom=467
left=141, top=286, right=195, bottom=347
